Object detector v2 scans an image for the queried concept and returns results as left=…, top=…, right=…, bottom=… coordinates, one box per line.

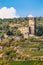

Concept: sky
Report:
left=0, top=0, right=43, bottom=18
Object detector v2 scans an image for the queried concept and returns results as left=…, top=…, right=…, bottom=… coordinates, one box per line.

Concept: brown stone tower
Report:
left=28, top=15, right=36, bottom=35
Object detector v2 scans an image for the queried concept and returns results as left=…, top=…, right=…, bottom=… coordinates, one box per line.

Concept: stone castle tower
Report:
left=18, top=15, right=36, bottom=39
left=28, top=15, right=36, bottom=35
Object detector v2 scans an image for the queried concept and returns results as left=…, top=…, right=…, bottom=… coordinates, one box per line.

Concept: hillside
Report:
left=0, top=17, right=43, bottom=65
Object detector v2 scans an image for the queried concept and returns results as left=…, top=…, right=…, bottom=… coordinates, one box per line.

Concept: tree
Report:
left=36, top=26, right=43, bottom=36
left=16, top=30, right=21, bottom=36
left=7, top=30, right=14, bottom=36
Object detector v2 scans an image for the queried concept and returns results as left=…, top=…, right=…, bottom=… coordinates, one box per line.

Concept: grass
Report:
left=10, top=61, right=43, bottom=65
left=23, top=48, right=43, bottom=56
left=31, top=50, right=43, bottom=56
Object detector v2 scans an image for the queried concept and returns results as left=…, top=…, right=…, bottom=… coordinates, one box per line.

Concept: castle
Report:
left=18, top=15, right=36, bottom=39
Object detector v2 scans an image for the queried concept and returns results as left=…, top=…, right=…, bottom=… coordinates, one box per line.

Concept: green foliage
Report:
left=10, top=61, right=43, bottom=65
left=16, top=30, right=21, bottom=36
left=0, top=26, right=2, bottom=30
left=29, top=37, right=43, bottom=42
left=0, top=17, right=43, bottom=64
left=29, top=37, right=35, bottom=42
left=7, top=30, right=14, bottom=36
left=36, top=26, right=43, bottom=36
left=36, top=30, right=42, bottom=36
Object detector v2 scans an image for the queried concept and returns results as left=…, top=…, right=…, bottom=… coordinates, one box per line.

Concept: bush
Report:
left=16, top=30, right=21, bottom=36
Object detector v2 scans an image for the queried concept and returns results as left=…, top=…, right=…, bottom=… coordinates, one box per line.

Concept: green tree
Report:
left=7, top=30, right=14, bottom=36
left=36, top=26, right=43, bottom=36
left=16, top=30, right=21, bottom=36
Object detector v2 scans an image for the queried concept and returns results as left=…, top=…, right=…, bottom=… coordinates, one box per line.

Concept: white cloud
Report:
left=0, top=7, right=20, bottom=19
left=28, top=14, right=33, bottom=17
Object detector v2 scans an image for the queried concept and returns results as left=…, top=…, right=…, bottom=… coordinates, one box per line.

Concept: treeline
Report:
left=0, top=17, right=43, bottom=36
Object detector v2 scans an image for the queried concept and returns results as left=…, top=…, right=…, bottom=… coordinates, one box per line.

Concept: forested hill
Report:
left=0, top=17, right=43, bottom=36
left=0, top=17, right=43, bottom=26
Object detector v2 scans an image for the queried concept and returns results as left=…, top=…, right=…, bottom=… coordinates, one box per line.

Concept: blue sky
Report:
left=0, top=0, right=43, bottom=17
